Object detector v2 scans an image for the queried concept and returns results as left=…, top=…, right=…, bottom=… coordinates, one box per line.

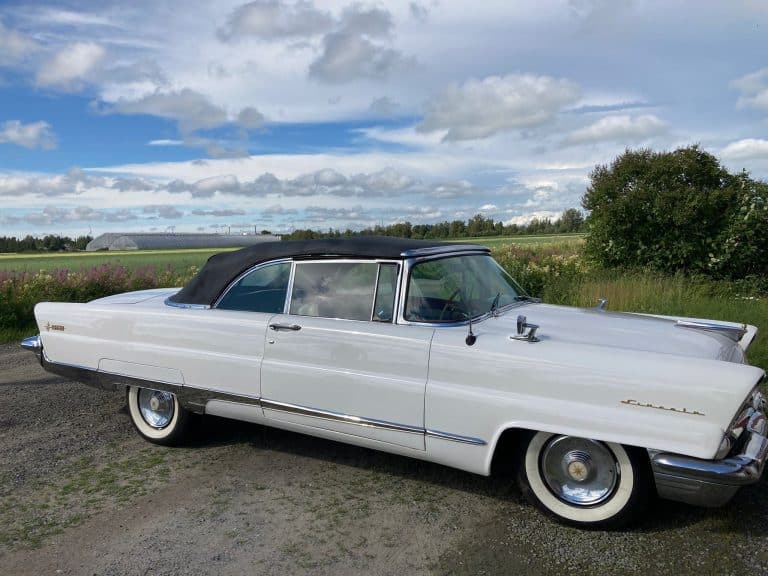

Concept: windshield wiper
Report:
left=514, top=295, right=541, bottom=303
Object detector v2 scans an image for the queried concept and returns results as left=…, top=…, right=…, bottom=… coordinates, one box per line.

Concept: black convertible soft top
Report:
left=168, top=236, right=488, bottom=306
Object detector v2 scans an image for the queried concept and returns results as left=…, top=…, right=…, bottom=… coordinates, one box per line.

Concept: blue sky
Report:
left=1, top=0, right=767, bottom=237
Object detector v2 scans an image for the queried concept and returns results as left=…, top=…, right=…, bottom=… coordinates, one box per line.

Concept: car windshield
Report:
left=405, top=254, right=529, bottom=323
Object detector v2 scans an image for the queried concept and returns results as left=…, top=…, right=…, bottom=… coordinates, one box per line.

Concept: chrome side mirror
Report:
left=512, top=315, right=540, bottom=343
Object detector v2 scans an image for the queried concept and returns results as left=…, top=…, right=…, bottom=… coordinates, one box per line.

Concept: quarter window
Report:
left=216, top=262, right=291, bottom=313
left=289, top=262, right=380, bottom=321
left=373, top=264, right=398, bottom=322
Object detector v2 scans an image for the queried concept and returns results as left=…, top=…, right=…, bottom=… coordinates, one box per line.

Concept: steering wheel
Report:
left=438, top=288, right=462, bottom=321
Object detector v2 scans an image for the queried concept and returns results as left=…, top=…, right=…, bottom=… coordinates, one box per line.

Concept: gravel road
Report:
left=2, top=343, right=768, bottom=575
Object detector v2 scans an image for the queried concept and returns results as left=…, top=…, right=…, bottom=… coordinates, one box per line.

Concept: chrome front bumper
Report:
left=650, top=408, right=768, bottom=507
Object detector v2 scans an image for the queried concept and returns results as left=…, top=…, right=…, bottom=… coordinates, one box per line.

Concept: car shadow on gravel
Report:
left=181, top=415, right=768, bottom=535
left=636, top=476, right=768, bottom=535
left=188, top=414, right=520, bottom=501
left=0, top=375, right=67, bottom=387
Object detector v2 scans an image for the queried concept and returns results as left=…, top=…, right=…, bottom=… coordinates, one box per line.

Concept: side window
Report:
left=373, top=264, right=398, bottom=322
left=216, top=262, right=291, bottom=313
left=290, top=262, right=378, bottom=321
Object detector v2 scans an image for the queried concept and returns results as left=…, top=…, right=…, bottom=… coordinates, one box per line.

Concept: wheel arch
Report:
left=486, top=422, right=653, bottom=478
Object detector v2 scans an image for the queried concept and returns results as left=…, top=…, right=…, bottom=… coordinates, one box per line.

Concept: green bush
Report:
left=582, top=146, right=768, bottom=279
left=491, top=243, right=587, bottom=302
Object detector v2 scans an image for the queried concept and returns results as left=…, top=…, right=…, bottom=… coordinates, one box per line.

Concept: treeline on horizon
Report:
left=1, top=210, right=584, bottom=252
left=0, top=235, right=93, bottom=253
left=281, top=208, right=585, bottom=241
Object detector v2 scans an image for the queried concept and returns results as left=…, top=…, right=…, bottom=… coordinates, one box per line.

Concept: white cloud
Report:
left=36, top=8, right=117, bottom=28
left=368, top=96, right=400, bottom=117
left=0, top=120, right=57, bottom=150
left=262, top=204, right=298, bottom=216
left=0, top=168, right=106, bottom=197
left=430, top=180, right=476, bottom=199
left=309, top=4, right=409, bottom=84
left=108, top=89, right=227, bottom=133
left=2, top=205, right=140, bottom=226
left=191, top=208, right=246, bottom=217
left=147, top=139, right=183, bottom=146
left=106, top=91, right=263, bottom=142
left=0, top=20, right=38, bottom=66
left=143, top=205, right=183, bottom=219
left=305, top=205, right=366, bottom=221
left=504, top=210, right=562, bottom=226
left=418, top=74, right=581, bottom=141
left=218, top=0, right=333, bottom=41
left=36, top=42, right=105, bottom=89
left=720, top=138, right=768, bottom=160
left=237, top=106, right=265, bottom=129
left=568, top=0, right=634, bottom=27
left=563, top=114, right=666, bottom=146
left=733, top=68, right=768, bottom=112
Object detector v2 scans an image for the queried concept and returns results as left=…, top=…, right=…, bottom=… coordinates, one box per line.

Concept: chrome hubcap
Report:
left=540, top=436, right=619, bottom=506
left=138, top=389, right=175, bottom=429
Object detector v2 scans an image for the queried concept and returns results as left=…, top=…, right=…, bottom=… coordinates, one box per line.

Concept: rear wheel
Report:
left=127, top=386, right=191, bottom=446
left=518, top=431, right=649, bottom=528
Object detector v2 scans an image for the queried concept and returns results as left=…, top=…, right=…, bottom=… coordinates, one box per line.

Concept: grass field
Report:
left=454, top=233, right=585, bottom=248
left=0, top=248, right=237, bottom=273
left=0, top=235, right=584, bottom=273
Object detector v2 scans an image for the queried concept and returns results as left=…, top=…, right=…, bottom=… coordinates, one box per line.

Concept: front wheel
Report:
left=127, top=386, right=192, bottom=446
left=518, top=432, right=650, bottom=528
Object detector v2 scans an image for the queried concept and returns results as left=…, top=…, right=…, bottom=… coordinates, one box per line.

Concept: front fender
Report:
left=425, top=326, right=764, bottom=475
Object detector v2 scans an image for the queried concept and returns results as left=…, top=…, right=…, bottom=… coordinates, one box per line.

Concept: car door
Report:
left=260, top=260, right=434, bottom=450
left=190, top=260, right=292, bottom=400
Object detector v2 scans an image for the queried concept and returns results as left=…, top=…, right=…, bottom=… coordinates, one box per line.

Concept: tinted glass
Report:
left=290, top=262, right=377, bottom=321
left=373, top=264, right=398, bottom=322
left=405, top=255, right=524, bottom=322
left=216, top=262, right=291, bottom=313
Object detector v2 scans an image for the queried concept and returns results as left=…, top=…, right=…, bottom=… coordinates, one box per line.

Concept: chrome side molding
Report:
left=164, top=298, right=210, bottom=310
left=675, top=320, right=747, bottom=343
left=37, top=354, right=487, bottom=447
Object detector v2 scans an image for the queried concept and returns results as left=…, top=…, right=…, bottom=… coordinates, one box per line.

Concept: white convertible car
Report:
left=21, top=237, right=768, bottom=528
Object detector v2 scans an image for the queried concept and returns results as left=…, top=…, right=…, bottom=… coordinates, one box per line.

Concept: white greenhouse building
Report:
left=86, top=233, right=280, bottom=251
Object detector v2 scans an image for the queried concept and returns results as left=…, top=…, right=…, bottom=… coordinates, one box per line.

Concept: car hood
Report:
left=489, top=303, right=746, bottom=363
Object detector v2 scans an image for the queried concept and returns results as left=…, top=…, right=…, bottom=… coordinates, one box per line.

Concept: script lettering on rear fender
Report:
left=44, top=322, right=65, bottom=332
left=621, top=398, right=705, bottom=417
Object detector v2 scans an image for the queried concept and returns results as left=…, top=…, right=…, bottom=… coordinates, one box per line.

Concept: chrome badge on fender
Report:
left=621, top=399, right=705, bottom=416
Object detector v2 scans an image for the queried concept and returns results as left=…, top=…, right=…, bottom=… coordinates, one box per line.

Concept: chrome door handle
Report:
left=269, top=323, right=302, bottom=331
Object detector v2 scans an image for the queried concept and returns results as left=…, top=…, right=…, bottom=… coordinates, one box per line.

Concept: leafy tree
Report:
left=558, top=208, right=584, bottom=233
left=582, top=146, right=768, bottom=278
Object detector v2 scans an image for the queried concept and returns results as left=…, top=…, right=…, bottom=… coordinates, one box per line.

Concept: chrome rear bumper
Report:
left=20, top=334, right=43, bottom=363
left=650, top=409, right=768, bottom=507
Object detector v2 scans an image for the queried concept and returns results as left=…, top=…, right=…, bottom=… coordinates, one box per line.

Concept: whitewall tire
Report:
left=518, top=432, right=649, bottom=528
left=127, top=386, right=191, bottom=446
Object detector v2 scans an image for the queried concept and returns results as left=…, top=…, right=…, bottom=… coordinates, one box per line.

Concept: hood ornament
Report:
left=511, top=315, right=540, bottom=343
left=595, top=298, right=608, bottom=311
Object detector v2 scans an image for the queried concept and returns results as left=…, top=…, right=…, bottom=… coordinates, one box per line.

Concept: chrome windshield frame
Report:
left=395, top=251, right=532, bottom=327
